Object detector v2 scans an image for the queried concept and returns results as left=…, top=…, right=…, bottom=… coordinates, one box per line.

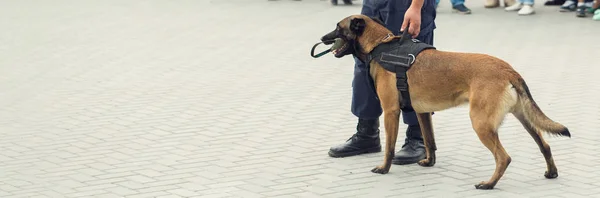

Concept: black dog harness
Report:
left=365, top=32, right=436, bottom=112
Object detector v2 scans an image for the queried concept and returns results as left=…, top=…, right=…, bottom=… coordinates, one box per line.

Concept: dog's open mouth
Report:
left=331, top=38, right=348, bottom=56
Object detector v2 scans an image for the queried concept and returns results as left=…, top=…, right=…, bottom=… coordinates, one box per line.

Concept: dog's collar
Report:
left=382, top=33, right=394, bottom=41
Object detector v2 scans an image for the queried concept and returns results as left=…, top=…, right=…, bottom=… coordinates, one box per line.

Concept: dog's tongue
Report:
left=330, top=38, right=344, bottom=50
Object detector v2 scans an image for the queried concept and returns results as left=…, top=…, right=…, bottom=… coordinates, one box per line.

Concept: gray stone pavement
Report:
left=1, top=0, right=599, bottom=197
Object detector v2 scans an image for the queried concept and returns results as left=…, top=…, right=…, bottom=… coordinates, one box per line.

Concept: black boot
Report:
left=328, top=119, right=382, bottom=158
left=331, top=0, right=352, bottom=5
left=544, top=0, right=565, bottom=6
left=392, top=125, right=426, bottom=165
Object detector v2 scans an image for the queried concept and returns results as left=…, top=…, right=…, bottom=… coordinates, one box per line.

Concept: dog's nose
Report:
left=322, top=38, right=335, bottom=45
left=321, top=30, right=337, bottom=44
left=321, top=35, right=336, bottom=45
left=320, top=35, right=329, bottom=42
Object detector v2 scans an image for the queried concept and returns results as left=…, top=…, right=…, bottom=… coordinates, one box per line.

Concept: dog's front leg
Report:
left=370, top=66, right=400, bottom=174
left=370, top=108, right=400, bottom=174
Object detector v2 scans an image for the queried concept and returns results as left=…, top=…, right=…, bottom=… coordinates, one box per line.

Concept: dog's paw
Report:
left=371, top=166, right=389, bottom=174
left=417, top=158, right=435, bottom=167
left=544, top=171, right=558, bottom=179
left=474, top=182, right=495, bottom=190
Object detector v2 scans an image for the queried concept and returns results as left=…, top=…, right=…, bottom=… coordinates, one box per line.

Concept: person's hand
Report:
left=400, top=6, right=422, bottom=38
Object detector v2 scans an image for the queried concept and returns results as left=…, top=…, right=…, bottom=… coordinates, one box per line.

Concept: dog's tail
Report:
left=511, top=77, right=571, bottom=138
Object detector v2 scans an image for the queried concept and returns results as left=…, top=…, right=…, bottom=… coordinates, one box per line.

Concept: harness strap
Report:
left=397, top=69, right=414, bottom=112
left=377, top=51, right=414, bottom=112
left=394, top=30, right=416, bottom=112
left=364, top=29, right=434, bottom=112
left=363, top=33, right=400, bottom=102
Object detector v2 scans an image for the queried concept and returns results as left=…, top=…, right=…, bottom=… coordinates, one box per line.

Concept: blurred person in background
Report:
left=484, top=0, right=516, bottom=8
left=559, top=0, right=594, bottom=17
left=544, top=0, right=565, bottom=5
left=593, top=0, right=600, bottom=20
left=434, top=0, right=473, bottom=14
left=331, top=0, right=353, bottom=5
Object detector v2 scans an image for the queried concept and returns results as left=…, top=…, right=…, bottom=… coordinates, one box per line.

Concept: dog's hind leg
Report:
left=513, top=111, right=558, bottom=179
left=416, top=112, right=436, bottom=167
left=469, top=83, right=515, bottom=190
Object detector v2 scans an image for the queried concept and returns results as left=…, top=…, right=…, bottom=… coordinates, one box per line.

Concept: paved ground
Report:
left=1, top=0, right=600, bottom=197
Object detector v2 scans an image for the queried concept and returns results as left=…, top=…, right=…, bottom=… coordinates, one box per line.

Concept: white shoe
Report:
left=518, top=5, right=535, bottom=15
left=505, top=2, right=523, bottom=11
left=593, top=10, right=600, bottom=21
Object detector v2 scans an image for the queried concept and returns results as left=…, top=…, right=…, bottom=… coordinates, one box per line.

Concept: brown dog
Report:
left=319, top=14, right=571, bottom=190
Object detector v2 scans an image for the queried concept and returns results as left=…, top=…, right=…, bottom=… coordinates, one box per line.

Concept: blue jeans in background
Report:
left=451, top=0, right=465, bottom=6
left=435, top=0, right=467, bottom=7
left=520, top=0, right=534, bottom=5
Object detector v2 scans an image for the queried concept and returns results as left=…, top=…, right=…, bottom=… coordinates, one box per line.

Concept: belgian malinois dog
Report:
left=319, top=15, right=571, bottom=190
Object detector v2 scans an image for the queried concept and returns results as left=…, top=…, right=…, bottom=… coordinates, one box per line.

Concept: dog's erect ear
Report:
left=350, top=18, right=366, bottom=36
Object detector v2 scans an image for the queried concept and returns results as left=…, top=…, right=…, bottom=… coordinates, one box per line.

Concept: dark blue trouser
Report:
left=351, top=0, right=436, bottom=127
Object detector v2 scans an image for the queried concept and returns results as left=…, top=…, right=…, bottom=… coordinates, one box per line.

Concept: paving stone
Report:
left=0, top=0, right=598, bottom=197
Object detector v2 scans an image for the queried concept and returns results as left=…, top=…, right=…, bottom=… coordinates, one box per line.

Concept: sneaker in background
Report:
left=452, top=4, right=472, bottom=14
left=576, top=2, right=593, bottom=17
left=593, top=10, right=600, bottom=20
left=519, top=5, right=536, bottom=15
left=560, top=0, right=577, bottom=12
left=505, top=2, right=524, bottom=11
left=545, top=0, right=566, bottom=6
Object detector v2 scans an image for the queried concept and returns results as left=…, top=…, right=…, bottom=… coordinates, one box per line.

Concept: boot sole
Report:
left=391, top=153, right=426, bottom=165
left=452, top=9, right=472, bottom=14
left=328, top=146, right=381, bottom=158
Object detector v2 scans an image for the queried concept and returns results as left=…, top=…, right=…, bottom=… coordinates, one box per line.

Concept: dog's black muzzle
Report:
left=310, top=30, right=339, bottom=58
left=321, top=30, right=338, bottom=45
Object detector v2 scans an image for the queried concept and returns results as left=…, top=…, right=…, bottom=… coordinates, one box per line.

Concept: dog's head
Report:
left=320, top=15, right=386, bottom=58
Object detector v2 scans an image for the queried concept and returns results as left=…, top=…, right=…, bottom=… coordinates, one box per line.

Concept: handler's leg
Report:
left=392, top=30, right=435, bottom=164
left=328, top=56, right=383, bottom=158
left=384, top=0, right=437, bottom=164
left=328, top=0, right=384, bottom=158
